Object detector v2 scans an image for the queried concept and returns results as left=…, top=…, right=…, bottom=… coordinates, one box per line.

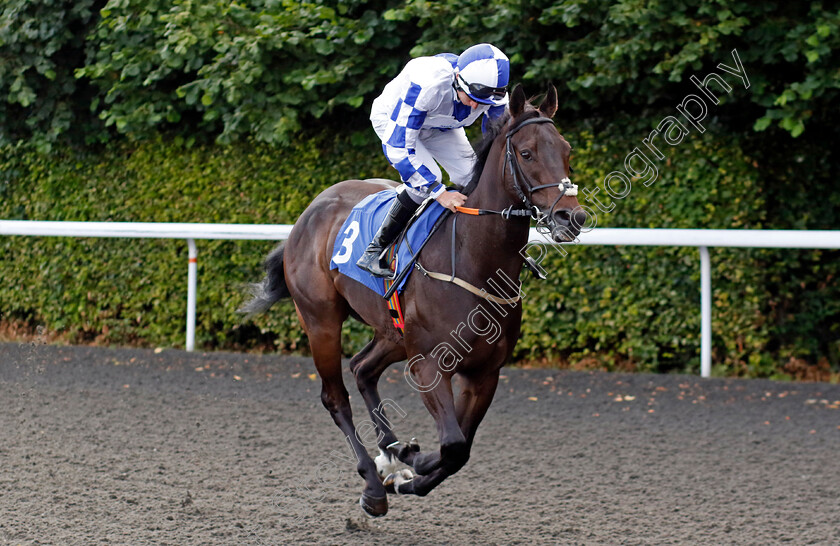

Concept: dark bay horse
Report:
left=242, top=84, right=584, bottom=517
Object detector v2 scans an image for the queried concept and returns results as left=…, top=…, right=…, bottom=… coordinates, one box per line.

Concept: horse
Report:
left=242, top=84, right=584, bottom=517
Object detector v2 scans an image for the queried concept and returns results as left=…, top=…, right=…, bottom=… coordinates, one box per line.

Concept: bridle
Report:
left=454, top=114, right=578, bottom=229
left=503, top=116, right=578, bottom=233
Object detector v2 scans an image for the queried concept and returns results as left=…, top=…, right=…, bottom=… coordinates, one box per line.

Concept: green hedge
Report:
left=519, top=126, right=768, bottom=374
left=1, top=124, right=837, bottom=377
left=3, top=0, right=839, bottom=148
left=0, top=131, right=389, bottom=352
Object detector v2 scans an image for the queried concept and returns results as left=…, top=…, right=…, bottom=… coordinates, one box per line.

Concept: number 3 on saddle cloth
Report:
left=329, top=189, right=449, bottom=334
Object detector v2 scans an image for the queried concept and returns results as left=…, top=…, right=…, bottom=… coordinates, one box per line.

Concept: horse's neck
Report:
left=456, top=152, right=530, bottom=281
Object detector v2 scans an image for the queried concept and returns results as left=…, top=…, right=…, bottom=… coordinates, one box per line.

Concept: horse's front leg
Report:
left=385, top=359, right=470, bottom=495
left=389, top=369, right=500, bottom=497
left=454, top=370, right=501, bottom=448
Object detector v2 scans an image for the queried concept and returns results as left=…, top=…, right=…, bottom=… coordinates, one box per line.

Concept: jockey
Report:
left=356, top=43, right=510, bottom=278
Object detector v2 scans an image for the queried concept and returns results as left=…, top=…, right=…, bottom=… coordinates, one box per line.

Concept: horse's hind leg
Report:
left=350, top=334, right=408, bottom=477
left=298, top=307, right=389, bottom=517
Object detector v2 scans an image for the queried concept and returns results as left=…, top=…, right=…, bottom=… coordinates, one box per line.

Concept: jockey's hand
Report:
left=435, top=191, right=467, bottom=212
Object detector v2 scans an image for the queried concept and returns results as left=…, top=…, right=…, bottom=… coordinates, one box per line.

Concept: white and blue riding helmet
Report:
left=455, top=44, right=510, bottom=106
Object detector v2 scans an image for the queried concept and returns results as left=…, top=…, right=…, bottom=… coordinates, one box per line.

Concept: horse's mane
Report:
left=467, top=107, right=541, bottom=191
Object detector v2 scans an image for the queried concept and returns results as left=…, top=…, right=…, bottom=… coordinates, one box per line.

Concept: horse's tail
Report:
left=239, top=243, right=291, bottom=317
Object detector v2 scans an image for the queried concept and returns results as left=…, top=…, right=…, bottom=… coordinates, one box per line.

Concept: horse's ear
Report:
left=509, top=84, right=526, bottom=117
left=539, top=85, right=558, bottom=118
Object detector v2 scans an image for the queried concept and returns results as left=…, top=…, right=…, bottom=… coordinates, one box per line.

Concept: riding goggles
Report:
left=457, top=74, right=507, bottom=101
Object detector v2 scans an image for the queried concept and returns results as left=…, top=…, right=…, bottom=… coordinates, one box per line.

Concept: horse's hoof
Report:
left=398, top=438, right=420, bottom=460
left=359, top=493, right=388, bottom=518
left=383, top=469, right=414, bottom=495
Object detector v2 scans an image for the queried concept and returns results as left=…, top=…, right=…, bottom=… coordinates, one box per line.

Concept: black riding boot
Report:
left=356, top=191, right=420, bottom=278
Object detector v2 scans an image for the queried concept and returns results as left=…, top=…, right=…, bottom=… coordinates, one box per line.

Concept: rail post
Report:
left=186, top=239, right=197, bottom=352
left=700, top=246, right=711, bottom=378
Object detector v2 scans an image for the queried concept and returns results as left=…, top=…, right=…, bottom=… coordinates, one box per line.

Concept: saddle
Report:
left=329, top=189, right=449, bottom=298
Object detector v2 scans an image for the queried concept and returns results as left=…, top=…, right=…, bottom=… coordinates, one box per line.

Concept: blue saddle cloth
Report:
left=329, top=189, right=449, bottom=296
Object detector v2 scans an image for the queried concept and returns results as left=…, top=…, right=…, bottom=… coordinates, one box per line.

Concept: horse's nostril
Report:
left=552, top=210, right=571, bottom=226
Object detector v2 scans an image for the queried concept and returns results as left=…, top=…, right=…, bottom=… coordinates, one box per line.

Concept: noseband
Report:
left=504, top=116, right=578, bottom=228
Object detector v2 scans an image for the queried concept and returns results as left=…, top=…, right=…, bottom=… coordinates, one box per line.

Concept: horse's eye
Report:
left=520, top=150, right=532, bottom=160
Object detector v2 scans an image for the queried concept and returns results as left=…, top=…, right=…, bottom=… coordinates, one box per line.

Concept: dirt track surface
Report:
left=1, top=342, right=838, bottom=545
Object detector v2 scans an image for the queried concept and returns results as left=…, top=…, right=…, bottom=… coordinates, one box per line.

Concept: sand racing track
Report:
left=1, top=342, right=838, bottom=545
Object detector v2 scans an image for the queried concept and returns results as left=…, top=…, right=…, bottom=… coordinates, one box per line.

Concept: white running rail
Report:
left=2, top=220, right=839, bottom=376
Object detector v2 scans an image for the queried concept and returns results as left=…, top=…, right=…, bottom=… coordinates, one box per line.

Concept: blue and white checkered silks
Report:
left=397, top=129, right=476, bottom=202
left=483, top=104, right=506, bottom=132
left=379, top=81, right=444, bottom=197
left=370, top=50, right=508, bottom=199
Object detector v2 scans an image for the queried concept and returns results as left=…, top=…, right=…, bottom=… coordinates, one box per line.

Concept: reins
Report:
left=453, top=204, right=535, bottom=218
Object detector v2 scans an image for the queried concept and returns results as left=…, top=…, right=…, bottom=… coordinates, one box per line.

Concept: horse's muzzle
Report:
left=550, top=209, right=586, bottom=243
